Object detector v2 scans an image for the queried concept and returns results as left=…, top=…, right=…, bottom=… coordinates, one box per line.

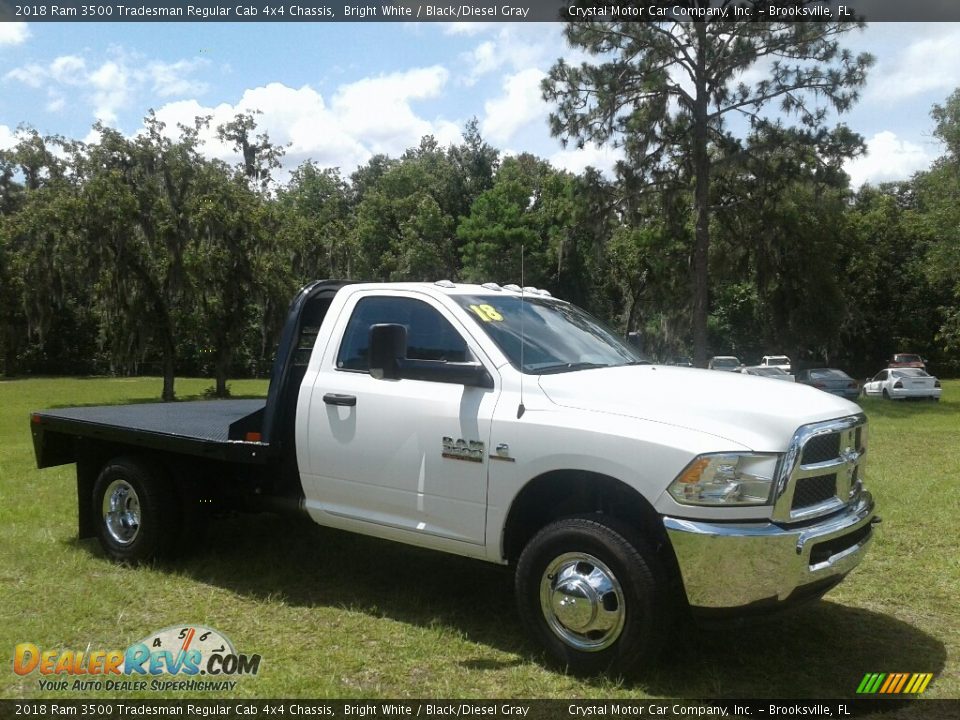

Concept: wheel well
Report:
left=77, top=443, right=223, bottom=539
left=502, top=471, right=670, bottom=562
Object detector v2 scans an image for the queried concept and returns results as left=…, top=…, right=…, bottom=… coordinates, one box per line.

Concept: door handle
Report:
left=323, top=393, right=357, bottom=407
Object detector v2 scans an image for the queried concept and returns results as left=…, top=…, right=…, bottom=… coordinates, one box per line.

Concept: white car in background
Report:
left=761, top=355, right=792, bottom=373
left=708, top=355, right=741, bottom=371
left=862, top=368, right=942, bottom=400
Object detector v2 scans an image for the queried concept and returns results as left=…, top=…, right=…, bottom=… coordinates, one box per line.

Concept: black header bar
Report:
left=2, top=0, right=960, bottom=23
left=0, top=699, right=956, bottom=720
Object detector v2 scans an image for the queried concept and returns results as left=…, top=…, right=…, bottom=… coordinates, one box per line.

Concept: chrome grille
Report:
left=774, top=415, right=867, bottom=522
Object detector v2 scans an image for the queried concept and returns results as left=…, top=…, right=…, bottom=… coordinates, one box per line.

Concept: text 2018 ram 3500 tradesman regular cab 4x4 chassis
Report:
left=31, top=281, right=878, bottom=674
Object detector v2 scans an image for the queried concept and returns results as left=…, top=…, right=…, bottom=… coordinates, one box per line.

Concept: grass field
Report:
left=1, top=377, right=957, bottom=701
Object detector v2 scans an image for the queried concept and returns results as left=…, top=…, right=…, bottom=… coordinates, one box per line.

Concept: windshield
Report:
left=895, top=354, right=922, bottom=363
left=712, top=357, right=739, bottom=368
left=753, top=367, right=786, bottom=376
left=809, top=369, right=848, bottom=380
left=454, top=295, right=645, bottom=374
left=892, top=369, right=930, bottom=378
left=766, top=356, right=790, bottom=364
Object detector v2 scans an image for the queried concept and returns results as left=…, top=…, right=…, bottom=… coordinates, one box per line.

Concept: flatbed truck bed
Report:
left=31, top=399, right=270, bottom=467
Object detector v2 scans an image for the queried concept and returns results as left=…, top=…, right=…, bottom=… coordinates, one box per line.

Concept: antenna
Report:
left=517, top=245, right=526, bottom=419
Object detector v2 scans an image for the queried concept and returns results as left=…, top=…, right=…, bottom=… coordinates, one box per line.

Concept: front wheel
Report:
left=515, top=516, right=671, bottom=676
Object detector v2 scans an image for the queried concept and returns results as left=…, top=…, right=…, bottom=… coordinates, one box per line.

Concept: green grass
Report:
left=0, top=377, right=957, bottom=700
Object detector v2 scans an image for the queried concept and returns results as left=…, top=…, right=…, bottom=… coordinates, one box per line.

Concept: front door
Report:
left=301, top=292, right=498, bottom=546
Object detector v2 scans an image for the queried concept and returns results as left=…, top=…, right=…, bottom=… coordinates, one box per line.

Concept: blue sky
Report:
left=2, top=21, right=959, bottom=186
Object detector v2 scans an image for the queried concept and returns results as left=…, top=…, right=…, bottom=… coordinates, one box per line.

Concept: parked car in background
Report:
left=760, top=355, right=792, bottom=373
left=738, top=366, right=795, bottom=382
left=708, top=355, right=741, bottom=371
left=796, top=368, right=860, bottom=401
left=670, top=356, right=693, bottom=367
left=888, top=353, right=926, bottom=370
left=862, top=368, right=942, bottom=401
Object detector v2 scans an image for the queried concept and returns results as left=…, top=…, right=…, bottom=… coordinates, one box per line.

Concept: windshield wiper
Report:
left=535, top=362, right=611, bottom=375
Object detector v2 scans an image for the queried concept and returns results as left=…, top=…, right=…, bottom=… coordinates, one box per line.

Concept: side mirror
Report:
left=369, top=323, right=406, bottom=380
left=368, top=323, right=493, bottom=389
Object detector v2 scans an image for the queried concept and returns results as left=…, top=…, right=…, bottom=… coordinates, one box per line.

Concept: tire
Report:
left=882, top=389, right=890, bottom=399
left=92, top=456, right=179, bottom=564
left=515, top=516, right=671, bottom=676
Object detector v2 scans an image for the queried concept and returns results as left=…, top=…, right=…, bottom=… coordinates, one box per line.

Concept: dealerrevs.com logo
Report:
left=13, top=625, right=261, bottom=692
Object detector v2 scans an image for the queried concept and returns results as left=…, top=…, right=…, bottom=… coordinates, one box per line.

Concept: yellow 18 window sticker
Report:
left=469, top=304, right=504, bottom=322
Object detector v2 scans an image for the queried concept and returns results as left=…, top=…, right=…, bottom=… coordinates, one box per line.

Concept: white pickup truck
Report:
left=31, top=280, right=877, bottom=675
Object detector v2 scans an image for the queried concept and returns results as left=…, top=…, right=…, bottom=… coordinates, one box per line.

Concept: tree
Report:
left=353, top=136, right=463, bottom=281
left=185, top=158, right=265, bottom=396
left=710, top=124, right=863, bottom=362
left=458, top=154, right=590, bottom=293
left=458, top=155, right=548, bottom=285
left=278, top=162, right=354, bottom=283
left=0, top=129, right=93, bottom=375
left=841, top=186, right=943, bottom=374
left=543, top=10, right=873, bottom=365
left=80, top=114, right=204, bottom=400
left=915, top=90, right=960, bottom=368
left=446, top=118, right=500, bottom=219
left=217, top=111, right=285, bottom=193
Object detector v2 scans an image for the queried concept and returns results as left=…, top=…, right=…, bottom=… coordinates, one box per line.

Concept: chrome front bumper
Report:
left=663, top=493, right=876, bottom=610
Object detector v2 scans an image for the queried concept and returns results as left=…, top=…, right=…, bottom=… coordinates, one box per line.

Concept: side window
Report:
left=337, top=296, right=469, bottom=372
left=874, top=370, right=887, bottom=382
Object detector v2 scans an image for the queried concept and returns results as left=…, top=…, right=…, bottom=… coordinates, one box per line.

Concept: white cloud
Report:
left=89, top=61, right=132, bottom=124
left=0, top=23, right=30, bottom=46
left=443, top=22, right=498, bottom=36
left=150, top=72, right=464, bottom=180
left=331, top=66, right=450, bottom=151
left=461, top=41, right=499, bottom=84
left=844, top=131, right=933, bottom=187
left=481, top=69, right=548, bottom=144
left=4, top=64, right=45, bottom=88
left=82, top=126, right=104, bottom=146
left=550, top=141, right=623, bottom=177
left=460, top=26, right=565, bottom=85
left=0, top=124, right=17, bottom=150
left=148, top=59, right=210, bottom=98
left=50, top=56, right=87, bottom=85
left=46, top=90, right=66, bottom=113
left=3, top=51, right=209, bottom=125
left=868, top=28, right=960, bottom=102
left=151, top=90, right=365, bottom=173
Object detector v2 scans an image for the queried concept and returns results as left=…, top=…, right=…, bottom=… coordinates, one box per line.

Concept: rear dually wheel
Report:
left=92, top=456, right=179, bottom=563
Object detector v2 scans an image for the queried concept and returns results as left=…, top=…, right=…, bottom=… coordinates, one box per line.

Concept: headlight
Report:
left=668, top=453, right=779, bottom=506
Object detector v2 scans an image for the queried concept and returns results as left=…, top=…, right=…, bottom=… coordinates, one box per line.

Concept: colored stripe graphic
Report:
left=857, top=672, right=933, bottom=694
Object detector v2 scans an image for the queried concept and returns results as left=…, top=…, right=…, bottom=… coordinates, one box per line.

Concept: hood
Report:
left=537, top=365, right=862, bottom=452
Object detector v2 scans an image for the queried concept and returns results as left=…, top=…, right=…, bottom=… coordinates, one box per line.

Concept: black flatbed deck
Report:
left=32, top=399, right=271, bottom=466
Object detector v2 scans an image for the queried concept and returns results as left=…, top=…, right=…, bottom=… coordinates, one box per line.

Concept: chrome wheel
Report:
left=539, top=552, right=625, bottom=651
left=102, top=478, right=141, bottom=545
